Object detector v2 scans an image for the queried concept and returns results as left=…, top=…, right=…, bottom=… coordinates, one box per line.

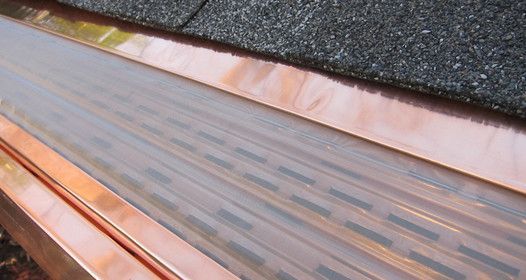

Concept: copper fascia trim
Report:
left=0, top=115, right=237, bottom=279
left=0, top=175, right=93, bottom=280
left=0, top=146, right=159, bottom=279
left=0, top=1, right=523, bottom=193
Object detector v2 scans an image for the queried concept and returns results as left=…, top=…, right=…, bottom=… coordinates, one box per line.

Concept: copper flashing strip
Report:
left=0, top=146, right=158, bottom=279
left=0, top=115, right=236, bottom=280
left=0, top=0, right=524, bottom=193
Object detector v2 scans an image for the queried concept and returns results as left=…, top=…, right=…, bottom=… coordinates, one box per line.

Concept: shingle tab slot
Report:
left=186, top=215, right=218, bottom=236
left=141, top=123, right=163, bottom=136
left=151, top=193, right=178, bottom=210
left=265, top=203, right=303, bottom=225
left=278, top=166, right=315, bottom=185
left=316, top=265, right=350, bottom=280
left=409, top=251, right=465, bottom=280
left=235, top=147, right=267, bottom=163
left=388, top=214, right=439, bottom=241
left=166, top=117, right=190, bottom=129
left=198, top=131, right=225, bottom=145
left=170, top=137, right=196, bottom=152
left=120, top=173, right=143, bottom=189
left=508, top=236, right=526, bottom=248
left=218, top=209, right=253, bottom=230
left=276, top=270, right=297, bottom=280
left=205, top=154, right=233, bottom=170
left=290, top=195, right=331, bottom=217
left=329, top=188, right=372, bottom=210
left=145, top=168, right=172, bottom=184
left=345, top=221, right=393, bottom=247
left=91, top=136, right=112, bottom=149
left=228, top=241, right=265, bottom=266
left=93, top=157, right=113, bottom=170
left=458, top=245, right=519, bottom=276
left=243, top=173, right=278, bottom=192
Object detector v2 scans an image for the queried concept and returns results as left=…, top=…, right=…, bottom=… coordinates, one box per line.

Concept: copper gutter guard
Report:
left=0, top=117, right=236, bottom=279
left=0, top=113, right=237, bottom=279
left=0, top=1, right=525, bottom=280
left=0, top=0, right=524, bottom=193
left=0, top=131, right=159, bottom=279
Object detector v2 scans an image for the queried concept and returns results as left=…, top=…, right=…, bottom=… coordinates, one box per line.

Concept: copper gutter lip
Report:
left=0, top=114, right=237, bottom=279
left=0, top=134, right=159, bottom=279
left=0, top=0, right=523, bottom=194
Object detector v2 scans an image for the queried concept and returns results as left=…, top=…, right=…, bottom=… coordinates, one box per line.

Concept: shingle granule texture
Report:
left=57, top=0, right=207, bottom=28
left=57, top=0, right=526, bottom=118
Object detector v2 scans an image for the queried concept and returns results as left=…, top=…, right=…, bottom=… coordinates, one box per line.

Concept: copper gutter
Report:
left=0, top=141, right=159, bottom=279
left=0, top=114, right=237, bottom=279
left=0, top=1, right=525, bottom=279
left=0, top=0, right=523, bottom=194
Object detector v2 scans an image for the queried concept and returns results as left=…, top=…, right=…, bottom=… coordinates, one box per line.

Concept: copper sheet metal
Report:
left=0, top=9, right=525, bottom=280
left=0, top=118, right=236, bottom=279
left=0, top=0, right=524, bottom=193
left=0, top=148, right=159, bottom=279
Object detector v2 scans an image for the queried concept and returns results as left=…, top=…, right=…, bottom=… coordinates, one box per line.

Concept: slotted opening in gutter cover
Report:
left=0, top=16, right=525, bottom=280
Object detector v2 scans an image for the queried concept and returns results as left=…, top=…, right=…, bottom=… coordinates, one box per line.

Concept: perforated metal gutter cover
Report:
left=0, top=1, right=525, bottom=279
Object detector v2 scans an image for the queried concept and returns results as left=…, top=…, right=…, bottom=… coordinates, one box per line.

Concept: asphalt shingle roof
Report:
left=58, top=0, right=526, bottom=118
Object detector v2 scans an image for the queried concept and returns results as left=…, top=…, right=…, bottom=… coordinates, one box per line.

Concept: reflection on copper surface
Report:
left=0, top=0, right=523, bottom=193
left=0, top=148, right=158, bottom=279
left=0, top=115, right=236, bottom=280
